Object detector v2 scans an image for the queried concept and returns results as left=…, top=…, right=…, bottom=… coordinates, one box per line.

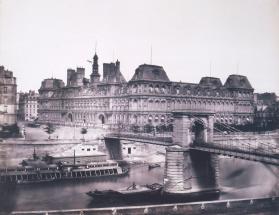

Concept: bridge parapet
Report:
left=105, top=132, right=173, bottom=145
left=191, top=141, right=279, bottom=166
left=213, top=133, right=279, bottom=155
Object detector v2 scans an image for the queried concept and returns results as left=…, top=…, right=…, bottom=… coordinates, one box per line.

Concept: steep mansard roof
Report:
left=40, top=78, right=65, bottom=90
left=130, top=64, right=170, bottom=82
left=224, top=74, right=253, bottom=90
left=198, top=77, right=223, bottom=89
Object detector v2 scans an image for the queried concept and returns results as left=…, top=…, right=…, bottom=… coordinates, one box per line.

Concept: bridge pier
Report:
left=104, top=138, right=123, bottom=160
left=164, top=147, right=192, bottom=193
left=164, top=147, right=219, bottom=195
left=164, top=110, right=219, bottom=196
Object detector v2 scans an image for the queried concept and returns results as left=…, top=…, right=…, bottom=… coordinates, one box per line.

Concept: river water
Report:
left=0, top=143, right=278, bottom=212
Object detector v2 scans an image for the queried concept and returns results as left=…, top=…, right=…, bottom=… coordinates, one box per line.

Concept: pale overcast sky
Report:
left=0, top=0, right=279, bottom=94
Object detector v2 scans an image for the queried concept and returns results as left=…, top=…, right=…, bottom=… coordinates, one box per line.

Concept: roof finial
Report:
left=210, top=60, right=212, bottom=77
left=236, top=62, right=239, bottom=75
left=94, top=41, right=97, bottom=54
left=113, top=49, right=115, bottom=62
left=150, top=45, right=153, bottom=65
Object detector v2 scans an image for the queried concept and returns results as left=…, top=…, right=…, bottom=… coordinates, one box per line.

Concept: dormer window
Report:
left=133, top=85, right=138, bottom=93
left=155, top=85, right=159, bottom=93
left=161, top=86, right=166, bottom=94
left=149, top=85, right=153, bottom=93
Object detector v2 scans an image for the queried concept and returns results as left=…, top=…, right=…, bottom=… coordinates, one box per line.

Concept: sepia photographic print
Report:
left=0, top=0, right=279, bottom=214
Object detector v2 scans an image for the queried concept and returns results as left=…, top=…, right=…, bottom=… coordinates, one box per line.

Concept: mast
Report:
left=73, top=149, right=76, bottom=166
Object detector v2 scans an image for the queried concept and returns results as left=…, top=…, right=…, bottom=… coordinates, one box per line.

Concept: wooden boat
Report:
left=86, top=183, right=163, bottom=203
left=148, top=163, right=160, bottom=170
left=0, top=161, right=129, bottom=184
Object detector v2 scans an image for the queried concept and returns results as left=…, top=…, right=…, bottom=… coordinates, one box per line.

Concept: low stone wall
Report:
left=0, top=139, right=98, bottom=145
left=11, top=196, right=279, bottom=215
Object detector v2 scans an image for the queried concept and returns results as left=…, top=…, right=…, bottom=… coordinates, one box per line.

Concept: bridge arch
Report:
left=172, top=110, right=214, bottom=147
left=191, top=119, right=206, bottom=144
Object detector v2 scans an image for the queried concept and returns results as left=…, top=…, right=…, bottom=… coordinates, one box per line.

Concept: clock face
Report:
left=48, top=91, right=54, bottom=97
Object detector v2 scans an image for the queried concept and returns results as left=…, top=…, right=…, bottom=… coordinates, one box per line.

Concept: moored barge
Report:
left=0, top=160, right=128, bottom=184
left=86, top=183, right=163, bottom=203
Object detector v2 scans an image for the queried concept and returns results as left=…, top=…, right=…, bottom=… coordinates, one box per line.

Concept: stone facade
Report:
left=38, top=53, right=254, bottom=129
left=254, top=93, right=279, bottom=130
left=0, top=66, right=17, bottom=126
left=18, top=90, right=39, bottom=121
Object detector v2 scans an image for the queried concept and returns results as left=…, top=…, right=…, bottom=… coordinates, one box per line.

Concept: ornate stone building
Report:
left=38, top=53, right=254, bottom=129
left=18, top=90, right=39, bottom=121
left=0, top=66, right=17, bottom=127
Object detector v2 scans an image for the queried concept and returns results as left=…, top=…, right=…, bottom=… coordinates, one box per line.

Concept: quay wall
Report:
left=11, top=196, right=279, bottom=215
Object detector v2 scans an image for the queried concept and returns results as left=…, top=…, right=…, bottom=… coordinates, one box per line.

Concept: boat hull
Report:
left=0, top=167, right=129, bottom=185
left=161, top=188, right=220, bottom=203
left=86, top=184, right=163, bottom=203
left=87, top=189, right=162, bottom=203
left=87, top=188, right=220, bottom=205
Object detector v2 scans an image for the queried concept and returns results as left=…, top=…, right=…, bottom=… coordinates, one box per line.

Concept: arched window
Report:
left=176, top=87, right=180, bottom=94
left=149, top=99, right=154, bottom=109
left=182, top=100, right=186, bottom=108
left=149, top=85, right=153, bottom=93
left=161, top=86, right=166, bottom=94
left=133, top=115, right=138, bottom=124
left=155, top=85, right=159, bottom=93
left=192, top=101, right=196, bottom=108
left=133, top=85, right=138, bottom=93
left=155, top=100, right=160, bottom=108
left=154, top=115, right=159, bottom=122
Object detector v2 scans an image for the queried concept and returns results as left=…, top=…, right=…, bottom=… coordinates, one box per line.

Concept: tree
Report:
left=143, top=124, right=153, bottom=133
left=81, top=127, right=88, bottom=141
left=131, top=125, right=140, bottom=133
left=44, top=123, right=55, bottom=139
left=167, top=124, right=173, bottom=132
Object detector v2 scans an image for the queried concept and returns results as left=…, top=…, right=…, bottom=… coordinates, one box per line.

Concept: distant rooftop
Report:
left=224, top=74, right=253, bottom=89
left=130, top=64, right=170, bottom=82
left=198, top=77, right=223, bottom=89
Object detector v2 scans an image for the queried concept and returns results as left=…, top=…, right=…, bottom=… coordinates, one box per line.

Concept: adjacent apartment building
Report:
left=0, top=66, right=17, bottom=127
left=38, top=52, right=254, bottom=129
left=18, top=90, right=39, bottom=121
